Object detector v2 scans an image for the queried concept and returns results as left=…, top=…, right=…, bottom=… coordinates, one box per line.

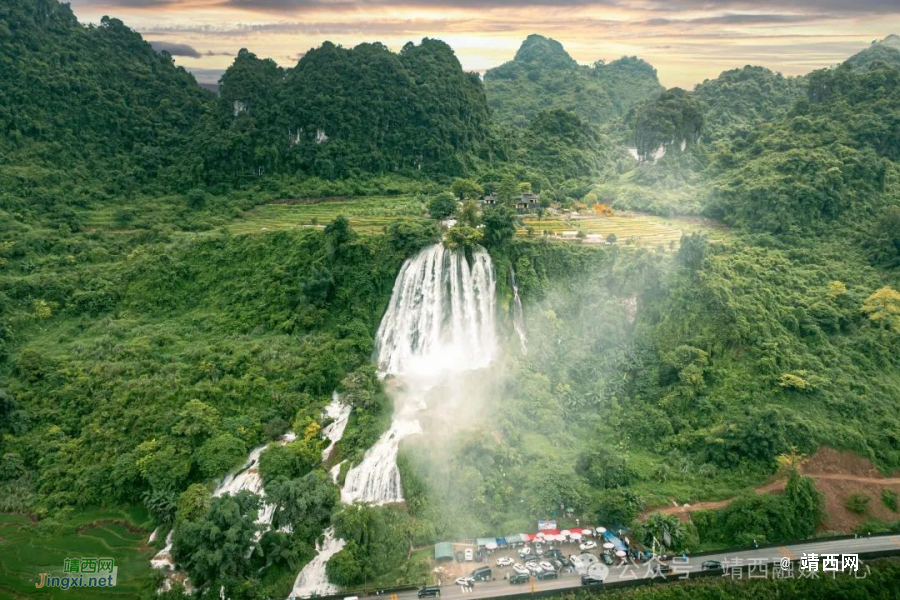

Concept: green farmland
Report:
left=0, top=510, right=156, bottom=599
left=227, top=197, right=726, bottom=249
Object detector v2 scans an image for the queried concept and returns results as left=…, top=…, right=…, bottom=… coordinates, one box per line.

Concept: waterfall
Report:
left=321, top=392, right=352, bottom=462
left=213, top=432, right=298, bottom=537
left=510, top=266, right=528, bottom=355
left=289, top=243, right=499, bottom=598
left=289, top=527, right=346, bottom=599
left=342, top=244, right=497, bottom=504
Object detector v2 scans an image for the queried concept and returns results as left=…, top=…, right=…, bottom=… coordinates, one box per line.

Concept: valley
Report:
left=1, top=2, right=899, bottom=599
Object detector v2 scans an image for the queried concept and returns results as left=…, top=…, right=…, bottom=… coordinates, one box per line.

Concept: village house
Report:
left=481, top=192, right=542, bottom=213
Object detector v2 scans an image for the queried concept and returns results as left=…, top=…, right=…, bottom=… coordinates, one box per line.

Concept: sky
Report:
left=66, top=0, right=900, bottom=88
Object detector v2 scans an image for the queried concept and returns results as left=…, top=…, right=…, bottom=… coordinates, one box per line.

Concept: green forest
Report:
left=1, top=0, right=900, bottom=598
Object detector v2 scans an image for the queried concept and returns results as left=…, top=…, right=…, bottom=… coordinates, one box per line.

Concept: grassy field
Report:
left=227, top=195, right=427, bottom=235
left=518, top=213, right=727, bottom=248
left=0, top=509, right=156, bottom=599
left=226, top=197, right=726, bottom=249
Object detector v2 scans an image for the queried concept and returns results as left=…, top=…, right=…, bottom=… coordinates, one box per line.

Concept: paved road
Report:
left=378, top=534, right=900, bottom=600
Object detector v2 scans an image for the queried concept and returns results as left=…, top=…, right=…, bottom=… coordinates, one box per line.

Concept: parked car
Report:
left=569, top=556, right=584, bottom=569
left=470, top=567, right=492, bottom=582
left=579, top=541, right=597, bottom=551
left=546, top=549, right=564, bottom=561
left=550, top=559, right=564, bottom=571
left=513, top=564, right=529, bottom=576
left=539, top=561, right=554, bottom=572
left=418, top=587, right=441, bottom=598
left=524, top=556, right=540, bottom=564
left=580, top=575, right=604, bottom=586
left=509, top=573, right=530, bottom=585
left=497, top=557, right=514, bottom=567
left=455, top=577, right=474, bottom=587
left=518, top=547, right=532, bottom=558
left=455, top=551, right=464, bottom=562
left=464, top=548, right=474, bottom=562
left=600, top=554, right=614, bottom=566
left=526, top=563, right=543, bottom=575
left=702, top=560, right=722, bottom=570
left=534, top=543, right=544, bottom=556
left=536, top=570, right=558, bottom=580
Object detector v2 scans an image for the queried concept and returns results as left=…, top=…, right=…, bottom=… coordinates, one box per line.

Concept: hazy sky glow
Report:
left=67, top=0, right=900, bottom=87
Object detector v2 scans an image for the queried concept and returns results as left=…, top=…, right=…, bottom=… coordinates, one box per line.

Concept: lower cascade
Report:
left=289, top=527, right=346, bottom=599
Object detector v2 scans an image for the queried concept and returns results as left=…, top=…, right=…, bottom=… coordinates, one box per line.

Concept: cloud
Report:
left=642, top=13, right=840, bottom=27
left=149, top=40, right=202, bottom=57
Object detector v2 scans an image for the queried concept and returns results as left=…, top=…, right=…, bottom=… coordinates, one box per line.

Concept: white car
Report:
left=539, top=561, right=554, bottom=572
left=513, top=564, right=529, bottom=576
left=534, top=543, right=544, bottom=556
left=497, top=557, right=514, bottom=567
left=455, top=577, right=474, bottom=587
left=526, top=563, right=542, bottom=574
left=579, top=541, right=597, bottom=551
left=465, top=549, right=474, bottom=561
left=517, top=547, right=532, bottom=558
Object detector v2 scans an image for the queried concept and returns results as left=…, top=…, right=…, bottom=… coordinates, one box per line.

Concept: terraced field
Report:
left=0, top=509, right=155, bottom=599
left=519, top=213, right=727, bottom=248
left=227, top=195, right=426, bottom=235
left=228, top=197, right=726, bottom=249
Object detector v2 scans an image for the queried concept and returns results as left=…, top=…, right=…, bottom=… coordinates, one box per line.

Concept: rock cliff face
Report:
left=634, top=88, right=703, bottom=162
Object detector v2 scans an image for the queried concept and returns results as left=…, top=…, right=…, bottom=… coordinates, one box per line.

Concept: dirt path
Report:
left=643, top=473, right=900, bottom=518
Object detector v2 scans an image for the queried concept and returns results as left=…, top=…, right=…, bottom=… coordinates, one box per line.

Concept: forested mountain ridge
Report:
left=692, top=66, right=805, bottom=144
left=707, top=62, right=900, bottom=237
left=194, top=40, right=492, bottom=183
left=484, top=34, right=663, bottom=128
left=0, top=0, right=211, bottom=189
left=846, top=33, right=900, bottom=69
left=0, top=1, right=493, bottom=188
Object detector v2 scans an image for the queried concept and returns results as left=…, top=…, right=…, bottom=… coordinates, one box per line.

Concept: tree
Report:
left=196, top=434, right=247, bottom=479
left=482, top=204, right=517, bottom=248
left=458, top=200, right=481, bottom=228
left=640, top=512, right=686, bottom=551
left=258, top=437, right=324, bottom=487
left=172, top=491, right=261, bottom=593
left=176, top=483, right=211, bottom=524
left=606, top=233, right=617, bottom=244
left=862, top=286, right=900, bottom=333
left=324, top=216, right=355, bottom=256
left=171, top=400, right=220, bottom=447
left=496, top=175, right=520, bottom=204
left=451, top=178, right=484, bottom=200
left=387, top=219, right=440, bottom=256
left=427, top=191, right=458, bottom=220
left=268, top=470, right=339, bottom=540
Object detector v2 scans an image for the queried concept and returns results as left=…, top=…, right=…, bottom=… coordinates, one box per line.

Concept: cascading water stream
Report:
left=342, top=244, right=497, bottom=504
left=510, top=265, right=528, bottom=355
left=290, top=243, right=499, bottom=598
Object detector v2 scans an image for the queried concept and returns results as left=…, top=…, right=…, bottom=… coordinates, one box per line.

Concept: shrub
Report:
left=882, top=488, right=899, bottom=512
left=845, top=493, right=870, bottom=514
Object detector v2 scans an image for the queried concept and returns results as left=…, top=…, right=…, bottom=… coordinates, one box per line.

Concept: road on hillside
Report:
left=365, top=534, right=900, bottom=600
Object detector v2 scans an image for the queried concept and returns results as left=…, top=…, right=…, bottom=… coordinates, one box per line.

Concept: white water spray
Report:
left=342, top=244, right=498, bottom=505
left=290, top=244, right=499, bottom=598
